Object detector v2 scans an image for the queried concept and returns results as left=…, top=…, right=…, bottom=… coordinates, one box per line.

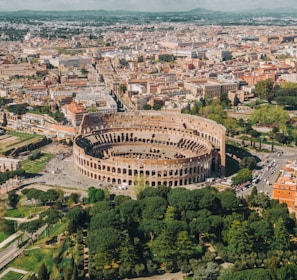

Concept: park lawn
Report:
left=37, top=222, right=67, bottom=244
left=6, top=206, right=47, bottom=218
left=0, top=271, right=24, bottom=280
left=8, top=131, right=43, bottom=141
left=11, top=248, right=58, bottom=276
left=0, top=232, right=9, bottom=243
left=0, top=131, right=44, bottom=155
left=21, top=153, right=54, bottom=174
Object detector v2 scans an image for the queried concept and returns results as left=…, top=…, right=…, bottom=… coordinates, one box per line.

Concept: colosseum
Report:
left=73, top=111, right=226, bottom=188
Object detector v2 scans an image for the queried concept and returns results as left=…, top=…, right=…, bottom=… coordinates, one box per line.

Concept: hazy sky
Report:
left=0, top=0, right=296, bottom=12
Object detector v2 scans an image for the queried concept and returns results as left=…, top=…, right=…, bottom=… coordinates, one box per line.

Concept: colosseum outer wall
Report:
left=74, top=111, right=226, bottom=187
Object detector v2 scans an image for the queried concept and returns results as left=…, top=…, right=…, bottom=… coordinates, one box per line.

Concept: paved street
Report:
left=238, top=146, right=297, bottom=198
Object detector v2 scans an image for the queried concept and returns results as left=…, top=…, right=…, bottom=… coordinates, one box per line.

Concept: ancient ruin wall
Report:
left=73, top=111, right=226, bottom=187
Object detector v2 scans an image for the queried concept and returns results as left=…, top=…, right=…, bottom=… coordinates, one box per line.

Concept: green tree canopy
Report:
left=7, top=191, right=19, bottom=208
left=88, top=187, right=105, bottom=203
left=66, top=207, right=89, bottom=233
left=141, top=196, right=167, bottom=220
left=255, top=78, right=274, bottom=100
left=216, top=189, right=240, bottom=212
left=232, top=168, right=252, bottom=185
left=239, top=157, right=257, bottom=170
left=38, top=263, right=50, bottom=280
left=249, top=104, right=290, bottom=132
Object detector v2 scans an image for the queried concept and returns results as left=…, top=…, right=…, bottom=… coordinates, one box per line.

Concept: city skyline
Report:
left=1, top=0, right=297, bottom=12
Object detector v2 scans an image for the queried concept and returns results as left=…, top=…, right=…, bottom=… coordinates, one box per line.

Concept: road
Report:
left=238, top=146, right=297, bottom=197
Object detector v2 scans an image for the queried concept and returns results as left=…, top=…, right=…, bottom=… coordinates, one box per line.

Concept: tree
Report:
left=220, top=92, right=232, bottom=108
left=137, top=187, right=160, bottom=200
left=200, top=102, right=227, bottom=125
left=46, top=189, right=60, bottom=204
left=71, top=263, right=79, bottom=280
left=138, top=219, right=164, bottom=242
left=90, top=209, right=120, bottom=230
left=227, top=220, right=253, bottom=255
left=19, top=219, right=44, bottom=234
left=188, top=100, right=203, bottom=115
left=118, top=235, right=138, bottom=278
left=221, top=268, right=271, bottom=280
left=249, top=105, right=290, bottom=132
left=239, top=157, right=257, bottom=170
left=137, top=56, right=144, bottom=63
left=141, top=196, right=167, bottom=220
left=89, top=200, right=113, bottom=216
left=151, top=229, right=177, bottom=270
left=176, top=231, right=196, bottom=262
left=88, top=187, right=105, bottom=203
left=153, top=104, right=162, bottom=110
left=7, top=191, right=19, bottom=209
left=119, top=84, right=127, bottom=93
left=224, top=117, right=238, bottom=136
left=23, top=188, right=47, bottom=206
left=39, top=208, right=62, bottom=225
left=168, top=188, right=197, bottom=211
left=143, top=104, right=151, bottom=110
left=66, top=193, right=79, bottom=206
left=80, top=67, right=88, bottom=76
left=192, top=261, right=220, bottom=280
left=216, top=189, right=240, bottom=212
left=38, top=263, right=49, bottom=280
left=66, top=207, right=88, bottom=233
left=272, top=218, right=290, bottom=251
left=28, top=150, right=42, bottom=161
left=199, top=191, right=220, bottom=212
left=249, top=220, right=273, bottom=252
left=276, top=263, right=297, bottom=280
left=250, top=193, right=271, bottom=209
left=119, top=199, right=142, bottom=225
left=2, top=112, right=7, bottom=126
left=254, top=78, right=274, bottom=100
left=88, top=227, right=122, bottom=269
left=280, top=81, right=297, bottom=89
left=232, top=168, right=252, bottom=186
left=6, top=103, right=28, bottom=115
left=0, top=200, right=6, bottom=233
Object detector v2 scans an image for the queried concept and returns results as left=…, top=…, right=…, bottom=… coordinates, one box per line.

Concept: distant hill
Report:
left=1, top=8, right=297, bottom=16
left=231, top=7, right=297, bottom=15
left=187, top=8, right=215, bottom=14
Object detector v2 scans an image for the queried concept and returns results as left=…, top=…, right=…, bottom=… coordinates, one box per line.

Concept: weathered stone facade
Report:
left=73, top=111, right=226, bottom=187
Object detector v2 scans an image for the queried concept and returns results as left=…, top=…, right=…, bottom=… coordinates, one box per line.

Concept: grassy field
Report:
left=0, top=131, right=43, bottom=155
left=7, top=131, right=43, bottom=141
left=6, top=206, right=47, bottom=218
left=21, top=153, right=54, bottom=174
left=0, top=271, right=24, bottom=280
left=38, top=222, right=67, bottom=242
left=11, top=248, right=56, bottom=273
left=0, top=232, right=9, bottom=243
left=10, top=222, right=68, bottom=279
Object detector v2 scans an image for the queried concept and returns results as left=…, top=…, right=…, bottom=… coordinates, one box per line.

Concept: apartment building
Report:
left=272, top=161, right=297, bottom=208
